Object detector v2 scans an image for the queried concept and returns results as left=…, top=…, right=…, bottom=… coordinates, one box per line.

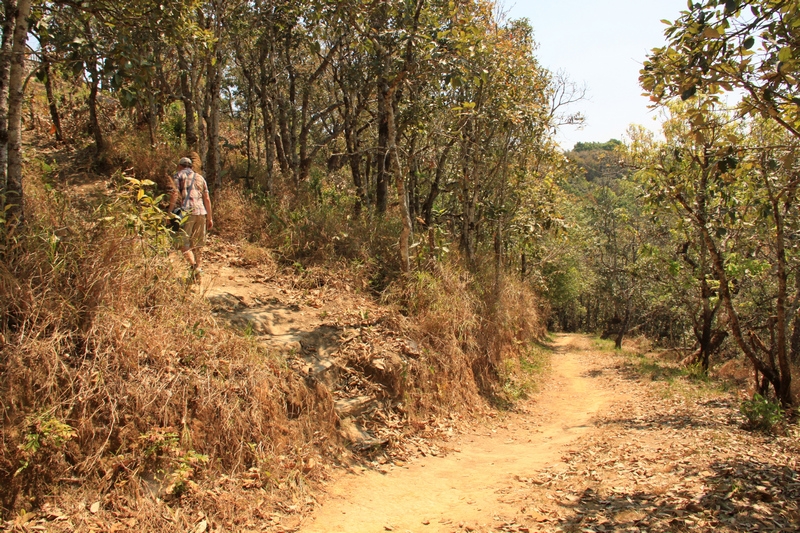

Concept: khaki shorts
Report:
left=180, top=214, right=207, bottom=251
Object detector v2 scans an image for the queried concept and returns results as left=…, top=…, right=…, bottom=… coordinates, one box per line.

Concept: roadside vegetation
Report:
left=0, top=0, right=799, bottom=528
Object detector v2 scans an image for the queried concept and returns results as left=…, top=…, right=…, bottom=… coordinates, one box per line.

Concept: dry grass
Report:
left=212, top=185, right=272, bottom=244
left=384, top=259, right=546, bottom=412
left=0, top=174, right=340, bottom=524
left=1, top=158, right=548, bottom=526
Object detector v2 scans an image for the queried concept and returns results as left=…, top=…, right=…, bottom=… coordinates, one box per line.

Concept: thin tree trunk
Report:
left=494, top=223, right=503, bottom=299
left=81, top=20, right=106, bottom=158
left=5, top=0, right=31, bottom=225
left=146, top=91, right=158, bottom=148
left=421, top=141, right=453, bottom=226
left=254, top=45, right=275, bottom=192
left=699, top=222, right=784, bottom=396
left=375, top=77, right=389, bottom=214
left=461, top=187, right=476, bottom=267
left=0, top=0, right=16, bottom=214
left=347, top=130, right=365, bottom=217
left=86, top=64, right=105, bottom=156
left=42, top=50, right=63, bottom=142
left=260, top=100, right=275, bottom=193
left=386, top=90, right=410, bottom=272
left=206, top=49, right=222, bottom=190
left=245, top=111, right=252, bottom=186
left=177, top=45, right=197, bottom=151
left=697, top=279, right=715, bottom=372
left=276, top=100, right=290, bottom=177
left=790, top=270, right=800, bottom=364
left=614, top=305, right=630, bottom=350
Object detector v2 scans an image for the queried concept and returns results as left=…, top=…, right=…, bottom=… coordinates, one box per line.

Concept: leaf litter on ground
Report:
left=490, top=349, right=799, bottom=533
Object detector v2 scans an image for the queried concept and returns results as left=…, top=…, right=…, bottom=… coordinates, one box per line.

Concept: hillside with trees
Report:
left=0, top=0, right=798, bottom=530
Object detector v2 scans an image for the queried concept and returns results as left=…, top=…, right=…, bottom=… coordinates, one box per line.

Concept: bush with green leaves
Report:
left=740, top=394, right=784, bottom=432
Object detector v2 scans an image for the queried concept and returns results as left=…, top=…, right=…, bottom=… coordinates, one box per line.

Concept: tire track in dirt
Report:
left=299, top=334, right=616, bottom=533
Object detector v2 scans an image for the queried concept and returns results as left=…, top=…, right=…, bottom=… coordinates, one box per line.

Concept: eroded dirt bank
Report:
left=299, top=335, right=612, bottom=533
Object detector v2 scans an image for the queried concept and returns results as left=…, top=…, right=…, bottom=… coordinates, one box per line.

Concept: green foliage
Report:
left=140, top=427, right=180, bottom=458
left=139, top=427, right=209, bottom=496
left=641, top=0, right=800, bottom=139
left=573, top=139, right=622, bottom=152
left=567, top=142, right=627, bottom=182
left=118, top=173, right=175, bottom=248
left=499, top=343, right=550, bottom=406
left=15, top=413, right=76, bottom=476
left=740, top=394, right=784, bottom=432
left=680, top=362, right=711, bottom=383
left=630, top=97, right=797, bottom=406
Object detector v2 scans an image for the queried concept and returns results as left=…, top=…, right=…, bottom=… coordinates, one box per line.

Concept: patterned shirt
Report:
left=173, top=168, right=208, bottom=215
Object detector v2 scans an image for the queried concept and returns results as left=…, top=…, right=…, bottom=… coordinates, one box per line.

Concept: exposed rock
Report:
left=334, top=396, right=379, bottom=419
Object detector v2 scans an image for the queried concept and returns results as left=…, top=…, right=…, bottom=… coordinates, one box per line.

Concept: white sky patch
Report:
left=501, top=0, right=688, bottom=150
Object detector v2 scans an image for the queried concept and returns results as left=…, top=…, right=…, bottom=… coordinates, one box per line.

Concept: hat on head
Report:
left=178, top=156, right=193, bottom=167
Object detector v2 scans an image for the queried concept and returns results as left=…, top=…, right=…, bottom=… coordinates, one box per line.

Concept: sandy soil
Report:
left=298, top=335, right=613, bottom=533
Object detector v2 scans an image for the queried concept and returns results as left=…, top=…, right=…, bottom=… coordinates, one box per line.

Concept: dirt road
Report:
left=299, top=334, right=613, bottom=533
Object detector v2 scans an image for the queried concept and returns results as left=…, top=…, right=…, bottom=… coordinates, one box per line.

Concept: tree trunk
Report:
left=41, top=47, right=63, bottom=142
left=82, top=20, right=106, bottom=158
left=276, top=100, right=290, bottom=177
left=790, top=270, right=800, bottom=364
left=260, top=100, right=276, bottom=194
left=696, top=282, right=715, bottom=372
left=494, top=223, right=503, bottom=300
left=770, top=193, right=793, bottom=406
left=245, top=111, right=252, bottom=186
left=375, top=78, right=389, bottom=214
left=86, top=64, right=105, bottom=156
left=177, top=45, right=197, bottom=151
left=255, top=52, right=276, bottom=193
left=421, top=142, right=453, bottom=226
left=146, top=91, right=158, bottom=148
left=460, top=179, right=476, bottom=268
left=386, top=90, right=410, bottom=272
left=346, top=126, right=365, bottom=217
left=205, top=49, right=222, bottom=190
left=0, top=0, right=16, bottom=215
left=5, top=0, right=31, bottom=226
left=614, top=306, right=630, bottom=350
left=700, top=223, right=789, bottom=402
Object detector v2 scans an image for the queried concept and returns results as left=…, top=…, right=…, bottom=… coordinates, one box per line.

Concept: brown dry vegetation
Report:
left=0, top=142, right=546, bottom=529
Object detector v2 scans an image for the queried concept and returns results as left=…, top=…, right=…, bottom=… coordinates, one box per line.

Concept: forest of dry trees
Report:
left=0, top=0, right=799, bottom=521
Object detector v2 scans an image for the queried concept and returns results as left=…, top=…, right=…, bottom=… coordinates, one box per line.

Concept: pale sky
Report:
left=502, top=0, right=689, bottom=150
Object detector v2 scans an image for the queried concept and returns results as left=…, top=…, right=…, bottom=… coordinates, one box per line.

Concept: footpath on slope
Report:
left=197, top=243, right=799, bottom=533
left=298, top=334, right=612, bottom=533
left=295, top=336, right=800, bottom=533
left=198, top=238, right=428, bottom=450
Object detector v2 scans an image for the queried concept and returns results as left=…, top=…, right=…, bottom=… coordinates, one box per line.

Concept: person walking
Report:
left=169, top=156, right=213, bottom=278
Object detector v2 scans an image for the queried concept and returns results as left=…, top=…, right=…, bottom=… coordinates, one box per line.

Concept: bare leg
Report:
left=183, top=248, right=196, bottom=267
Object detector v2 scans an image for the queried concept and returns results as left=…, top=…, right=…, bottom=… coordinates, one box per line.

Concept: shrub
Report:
left=740, top=394, right=784, bottom=432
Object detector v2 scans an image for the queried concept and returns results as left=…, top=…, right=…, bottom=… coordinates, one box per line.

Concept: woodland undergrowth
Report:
left=0, top=145, right=545, bottom=526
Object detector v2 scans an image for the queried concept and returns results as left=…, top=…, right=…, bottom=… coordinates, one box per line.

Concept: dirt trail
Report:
left=299, top=335, right=615, bottom=533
